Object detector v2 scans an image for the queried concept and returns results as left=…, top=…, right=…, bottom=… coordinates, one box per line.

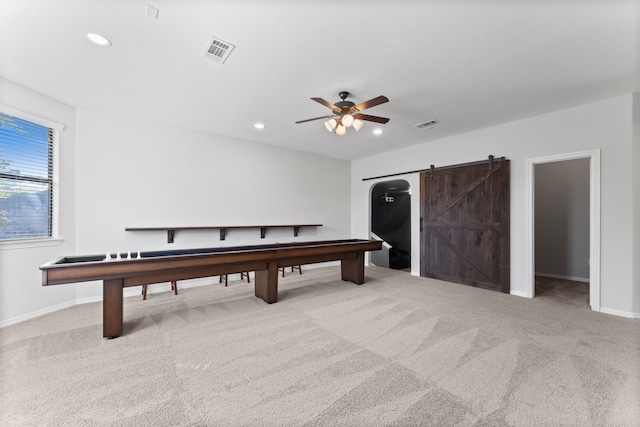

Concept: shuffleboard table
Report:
left=40, top=239, right=382, bottom=338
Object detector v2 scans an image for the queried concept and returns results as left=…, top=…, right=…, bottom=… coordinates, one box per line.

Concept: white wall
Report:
left=73, top=109, right=351, bottom=301
left=535, top=159, right=590, bottom=280
left=0, top=78, right=77, bottom=325
left=1, top=84, right=351, bottom=324
left=352, top=94, right=637, bottom=317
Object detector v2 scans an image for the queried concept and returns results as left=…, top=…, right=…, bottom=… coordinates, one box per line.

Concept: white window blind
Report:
left=0, top=112, right=54, bottom=240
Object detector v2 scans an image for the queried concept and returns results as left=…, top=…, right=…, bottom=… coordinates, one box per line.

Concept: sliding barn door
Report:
left=420, top=159, right=510, bottom=293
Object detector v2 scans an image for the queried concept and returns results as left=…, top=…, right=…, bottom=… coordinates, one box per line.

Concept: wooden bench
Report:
left=142, top=271, right=251, bottom=299
left=142, top=280, right=177, bottom=300
left=279, top=265, right=302, bottom=277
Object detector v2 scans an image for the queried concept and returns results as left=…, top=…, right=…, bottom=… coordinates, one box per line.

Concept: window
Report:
left=0, top=111, right=57, bottom=241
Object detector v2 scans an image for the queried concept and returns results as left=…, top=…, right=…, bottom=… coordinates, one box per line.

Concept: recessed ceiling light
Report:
left=85, top=33, right=111, bottom=47
left=254, top=123, right=265, bottom=129
left=373, top=128, right=383, bottom=135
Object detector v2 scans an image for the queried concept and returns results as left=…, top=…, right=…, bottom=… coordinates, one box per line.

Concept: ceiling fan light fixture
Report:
left=324, top=119, right=337, bottom=132
left=342, top=114, right=354, bottom=127
left=295, top=92, right=389, bottom=137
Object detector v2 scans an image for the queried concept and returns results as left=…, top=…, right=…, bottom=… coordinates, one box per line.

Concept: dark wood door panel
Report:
left=420, top=159, right=510, bottom=293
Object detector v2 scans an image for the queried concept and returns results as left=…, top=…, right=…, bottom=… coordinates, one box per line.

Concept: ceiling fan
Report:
left=296, top=91, right=390, bottom=135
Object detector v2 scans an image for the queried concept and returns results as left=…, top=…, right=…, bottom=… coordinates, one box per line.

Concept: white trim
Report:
left=367, top=178, right=413, bottom=272
left=535, top=272, right=590, bottom=283
left=524, top=149, right=601, bottom=311
left=598, top=307, right=639, bottom=319
left=0, top=104, right=65, bottom=132
left=510, top=290, right=529, bottom=298
left=74, top=296, right=103, bottom=305
left=0, top=237, right=64, bottom=250
left=51, top=129, right=60, bottom=238
left=0, top=300, right=75, bottom=328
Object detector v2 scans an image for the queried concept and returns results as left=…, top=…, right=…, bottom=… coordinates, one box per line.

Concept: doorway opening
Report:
left=370, top=179, right=411, bottom=271
left=525, top=149, right=601, bottom=311
left=534, top=158, right=590, bottom=306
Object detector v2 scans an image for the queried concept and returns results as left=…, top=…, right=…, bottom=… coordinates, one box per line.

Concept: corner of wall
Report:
left=632, top=93, right=640, bottom=316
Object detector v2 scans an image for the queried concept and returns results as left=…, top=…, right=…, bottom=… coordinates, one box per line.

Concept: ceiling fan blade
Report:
left=295, top=115, right=335, bottom=124
left=355, top=113, right=390, bottom=124
left=311, top=97, right=340, bottom=112
left=354, top=95, right=389, bottom=111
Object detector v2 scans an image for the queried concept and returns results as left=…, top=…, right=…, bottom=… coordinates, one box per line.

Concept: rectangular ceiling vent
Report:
left=202, top=36, right=235, bottom=64
left=415, top=120, right=438, bottom=129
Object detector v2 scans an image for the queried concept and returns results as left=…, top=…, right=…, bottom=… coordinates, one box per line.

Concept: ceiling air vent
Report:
left=415, top=120, right=438, bottom=129
left=202, top=36, right=235, bottom=64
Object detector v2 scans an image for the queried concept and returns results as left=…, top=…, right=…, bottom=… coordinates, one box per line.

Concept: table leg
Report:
left=254, top=263, right=279, bottom=303
left=103, top=279, right=124, bottom=338
left=341, top=252, right=365, bottom=284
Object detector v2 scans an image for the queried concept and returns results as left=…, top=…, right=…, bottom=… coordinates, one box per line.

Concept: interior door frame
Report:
left=524, top=149, right=601, bottom=311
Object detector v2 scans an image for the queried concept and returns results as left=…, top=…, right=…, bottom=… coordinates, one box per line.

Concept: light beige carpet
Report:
left=535, top=276, right=590, bottom=307
left=1, top=266, right=639, bottom=426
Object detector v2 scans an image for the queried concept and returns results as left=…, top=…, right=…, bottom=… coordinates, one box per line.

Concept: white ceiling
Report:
left=1, top=0, right=639, bottom=160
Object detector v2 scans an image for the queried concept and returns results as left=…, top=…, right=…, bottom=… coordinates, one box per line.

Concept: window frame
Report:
left=0, top=105, right=64, bottom=248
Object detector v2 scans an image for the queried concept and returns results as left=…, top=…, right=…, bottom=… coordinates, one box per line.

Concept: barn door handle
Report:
left=420, top=217, right=423, bottom=232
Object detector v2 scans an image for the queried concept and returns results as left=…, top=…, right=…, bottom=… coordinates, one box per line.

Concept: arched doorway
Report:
left=370, top=179, right=411, bottom=271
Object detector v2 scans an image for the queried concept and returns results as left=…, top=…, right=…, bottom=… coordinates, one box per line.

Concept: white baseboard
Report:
left=74, top=295, right=104, bottom=305
left=535, top=272, right=589, bottom=283
left=510, top=290, right=530, bottom=298
left=0, top=300, right=76, bottom=328
left=598, top=306, right=640, bottom=319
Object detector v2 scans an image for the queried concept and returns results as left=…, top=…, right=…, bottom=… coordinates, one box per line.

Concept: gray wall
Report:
left=535, top=159, right=590, bottom=280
